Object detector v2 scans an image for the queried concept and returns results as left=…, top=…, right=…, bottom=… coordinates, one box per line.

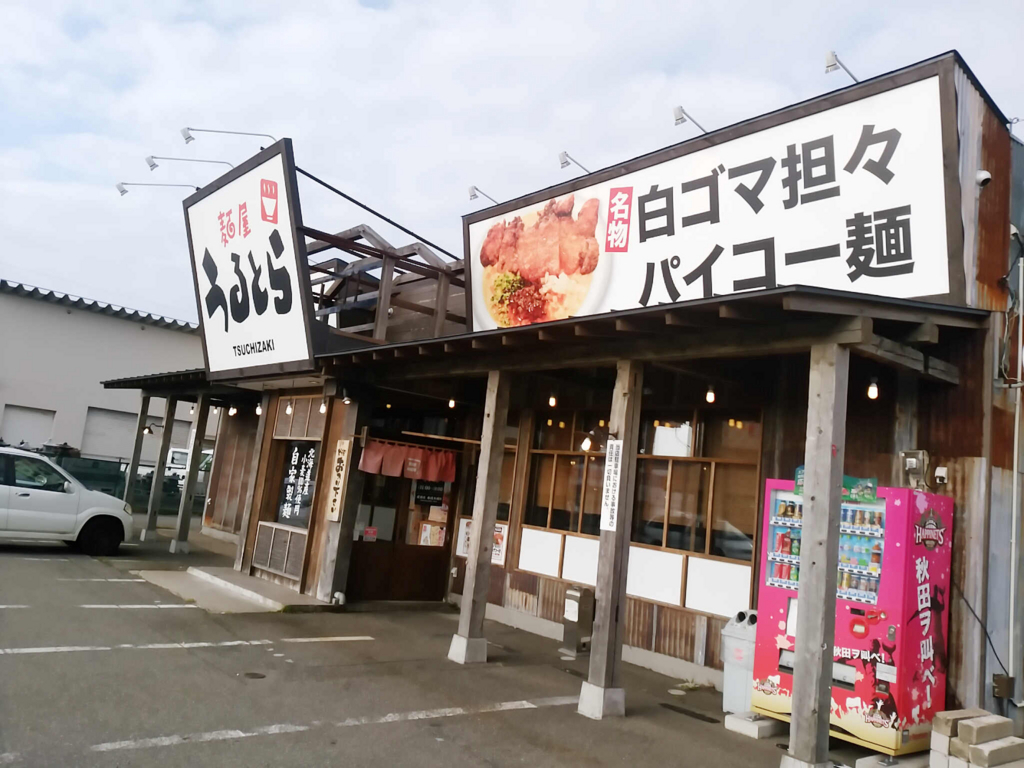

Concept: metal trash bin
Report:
left=559, top=586, right=595, bottom=659
left=720, top=609, right=758, bottom=714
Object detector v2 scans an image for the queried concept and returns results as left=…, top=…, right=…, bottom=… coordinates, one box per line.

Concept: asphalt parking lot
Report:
left=0, top=532, right=783, bottom=767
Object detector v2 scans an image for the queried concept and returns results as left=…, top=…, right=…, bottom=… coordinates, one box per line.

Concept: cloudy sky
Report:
left=2, top=0, right=1021, bottom=322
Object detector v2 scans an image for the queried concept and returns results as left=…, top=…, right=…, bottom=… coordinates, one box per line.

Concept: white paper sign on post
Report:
left=600, top=439, right=624, bottom=532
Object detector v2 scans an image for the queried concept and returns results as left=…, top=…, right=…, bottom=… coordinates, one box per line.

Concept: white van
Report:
left=0, top=446, right=133, bottom=555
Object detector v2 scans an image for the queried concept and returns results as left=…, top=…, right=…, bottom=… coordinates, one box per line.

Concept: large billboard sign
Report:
left=466, top=76, right=948, bottom=330
left=184, top=139, right=315, bottom=379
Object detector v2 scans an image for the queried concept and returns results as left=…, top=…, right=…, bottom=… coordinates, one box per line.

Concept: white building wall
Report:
left=0, top=290, right=216, bottom=463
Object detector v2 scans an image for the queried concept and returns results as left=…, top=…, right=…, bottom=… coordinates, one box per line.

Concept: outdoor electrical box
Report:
left=560, top=586, right=595, bottom=659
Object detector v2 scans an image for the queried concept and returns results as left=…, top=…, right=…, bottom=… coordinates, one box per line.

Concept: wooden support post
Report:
left=783, top=343, right=849, bottom=768
left=433, top=272, right=450, bottom=337
left=140, top=396, right=177, bottom=541
left=448, top=369, right=511, bottom=664
left=892, top=369, right=918, bottom=484
left=169, top=393, right=210, bottom=554
left=373, top=256, right=395, bottom=340
left=235, top=393, right=271, bottom=571
left=123, top=392, right=151, bottom=504
left=578, top=359, right=643, bottom=719
left=315, top=399, right=369, bottom=603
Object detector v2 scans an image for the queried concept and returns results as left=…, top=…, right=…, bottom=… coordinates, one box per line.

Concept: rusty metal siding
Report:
left=487, top=564, right=505, bottom=606
left=956, top=64, right=987, bottom=308
left=918, top=330, right=988, bottom=458
left=975, top=104, right=1012, bottom=311
left=505, top=569, right=540, bottom=617
left=624, top=598, right=655, bottom=651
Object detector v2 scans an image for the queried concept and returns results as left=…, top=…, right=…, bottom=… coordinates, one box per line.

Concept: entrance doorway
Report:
left=347, top=472, right=456, bottom=601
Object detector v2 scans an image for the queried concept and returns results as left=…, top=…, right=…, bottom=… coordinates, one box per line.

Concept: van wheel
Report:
left=77, top=518, right=123, bottom=557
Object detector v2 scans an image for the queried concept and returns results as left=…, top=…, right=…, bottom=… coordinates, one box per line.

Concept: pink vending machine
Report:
left=751, top=480, right=953, bottom=756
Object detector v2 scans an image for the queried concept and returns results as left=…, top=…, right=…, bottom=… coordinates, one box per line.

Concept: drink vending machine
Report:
left=750, top=479, right=953, bottom=756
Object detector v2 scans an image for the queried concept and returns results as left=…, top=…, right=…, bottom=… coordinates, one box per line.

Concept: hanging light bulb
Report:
left=736, top=420, right=744, bottom=429
left=548, top=395, right=557, bottom=407
left=142, top=425, right=152, bottom=436
left=581, top=430, right=595, bottom=452
left=867, top=377, right=879, bottom=400
left=319, top=400, right=327, bottom=414
left=448, top=398, right=456, bottom=409
left=212, top=406, right=219, bottom=414
left=598, top=419, right=605, bottom=428
left=386, top=403, right=392, bottom=409
left=285, top=400, right=293, bottom=415
left=705, top=385, right=716, bottom=404
left=255, top=403, right=262, bottom=416
left=228, top=406, right=237, bottom=416
left=189, top=404, right=195, bottom=415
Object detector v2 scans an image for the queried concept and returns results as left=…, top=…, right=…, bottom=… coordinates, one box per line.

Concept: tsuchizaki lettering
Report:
left=232, top=339, right=275, bottom=357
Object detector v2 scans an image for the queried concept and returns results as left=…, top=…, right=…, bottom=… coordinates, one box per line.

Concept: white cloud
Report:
left=1, top=0, right=1021, bottom=322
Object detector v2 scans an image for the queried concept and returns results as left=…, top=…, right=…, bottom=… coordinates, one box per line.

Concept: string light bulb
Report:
left=706, top=385, right=715, bottom=404
left=448, top=398, right=456, bottom=409
left=867, top=377, right=879, bottom=400
left=386, top=403, right=392, bottom=409
left=581, top=430, right=596, bottom=452
left=228, top=406, right=237, bottom=416
left=255, top=403, right=262, bottom=416
left=548, top=395, right=557, bottom=407
left=189, top=404, right=195, bottom=415
left=319, top=400, right=327, bottom=414
left=285, top=400, right=293, bottom=415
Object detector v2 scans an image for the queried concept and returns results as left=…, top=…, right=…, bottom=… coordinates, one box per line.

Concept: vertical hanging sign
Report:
left=326, top=438, right=352, bottom=522
left=599, top=439, right=624, bottom=532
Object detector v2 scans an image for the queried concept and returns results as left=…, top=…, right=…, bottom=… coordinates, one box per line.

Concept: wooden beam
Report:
left=788, top=343, right=849, bottom=765
left=901, top=321, right=940, bottom=344
left=471, top=337, right=502, bottom=351
left=376, top=318, right=873, bottom=380
left=169, top=393, right=210, bottom=554
left=574, top=323, right=616, bottom=338
left=614, top=317, right=661, bottom=334
left=339, top=322, right=375, bottom=334
left=782, top=294, right=986, bottom=329
left=433, top=272, right=451, bottom=337
left=664, top=309, right=714, bottom=327
left=853, top=335, right=959, bottom=385
left=538, top=327, right=576, bottom=341
left=448, top=370, right=511, bottom=664
left=123, top=393, right=151, bottom=504
left=718, top=304, right=781, bottom=322
left=141, top=396, right=177, bottom=541
left=579, top=359, right=643, bottom=719
left=326, top=326, right=387, bottom=345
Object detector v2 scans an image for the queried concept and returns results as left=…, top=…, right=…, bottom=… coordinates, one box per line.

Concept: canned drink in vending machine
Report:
left=773, top=563, right=783, bottom=580
left=790, top=565, right=799, bottom=582
left=781, top=564, right=791, bottom=581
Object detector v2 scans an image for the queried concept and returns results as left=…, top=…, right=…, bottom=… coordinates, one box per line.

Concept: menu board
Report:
left=277, top=440, right=318, bottom=528
left=414, top=480, right=445, bottom=507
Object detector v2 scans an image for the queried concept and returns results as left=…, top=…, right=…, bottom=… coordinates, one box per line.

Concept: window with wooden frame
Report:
left=521, top=409, right=762, bottom=564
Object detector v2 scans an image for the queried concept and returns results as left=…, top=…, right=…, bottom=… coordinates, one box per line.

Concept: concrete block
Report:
left=949, top=738, right=970, bottom=760
left=929, top=752, right=949, bottom=768
left=724, top=712, right=787, bottom=739
left=932, top=731, right=951, bottom=755
left=959, top=715, right=1015, bottom=745
left=947, top=757, right=968, bottom=768
left=447, top=634, right=488, bottom=664
left=969, top=737, right=1024, bottom=767
left=779, top=756, right=830, bottom=768
left=933, top=708, right=991, bottom=737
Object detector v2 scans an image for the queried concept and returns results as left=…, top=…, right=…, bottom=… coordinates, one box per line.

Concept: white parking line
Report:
left=280, top=636, right=374, bottom=644
left=0, top=605, right=29, bottom=609
left=16, top=558, right=69, bottom=562
left=79, top=604, right=198, bottom=609
left=58, top=578, right=145, bottom=583
left=0, top=639, right=274, bottom=656
left=90, top=695, right=578, bottom=753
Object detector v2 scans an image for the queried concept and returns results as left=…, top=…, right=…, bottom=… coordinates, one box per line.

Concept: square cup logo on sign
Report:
left=185, top=142, right=313, bottom=377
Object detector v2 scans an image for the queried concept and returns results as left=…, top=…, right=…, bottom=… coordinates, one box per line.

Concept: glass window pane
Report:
left=525, top=454, right=554, bottom=527
left=702, top=413, right=762, bottom=463
left=631, top=459, right=668, bottom=546
left=13, top=457, right=67, bottom=491
left=639, top=414, right=694, bottom=457
left=667, top=461, right=709, bottom=552
left=533, top=412, right=573, bottom=450
left=550, top=455, right=583, bottom=532
left=580, top=455, right=605, bottom=535
left=710, top=463, right=758, bottom=561
left=498, top=450, right=516, bottom=522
